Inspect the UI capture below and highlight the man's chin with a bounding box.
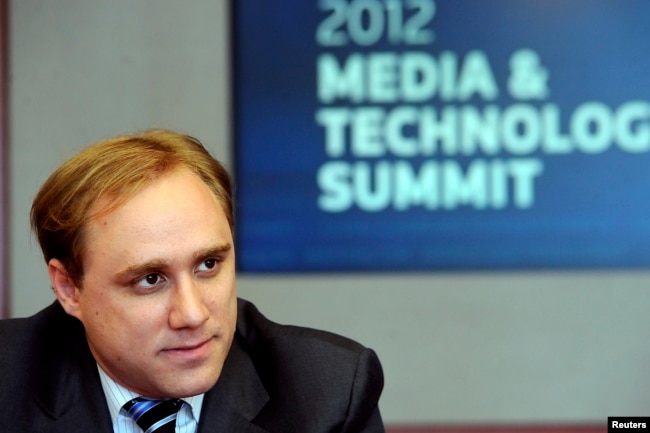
[162,369,222,398]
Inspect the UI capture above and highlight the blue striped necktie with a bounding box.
[123,397,184,433]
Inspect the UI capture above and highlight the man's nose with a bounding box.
[168,276,210,329]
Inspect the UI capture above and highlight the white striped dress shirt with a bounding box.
[97,365,204,433]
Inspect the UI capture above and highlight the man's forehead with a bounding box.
[88,169,225,221]
[80,171,232,264]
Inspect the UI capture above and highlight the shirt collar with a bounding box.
[96,364,205,424]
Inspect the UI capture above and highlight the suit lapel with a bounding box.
[32,304,113,433]
[197,336,270,433]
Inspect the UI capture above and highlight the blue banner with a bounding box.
[232,0,650,272]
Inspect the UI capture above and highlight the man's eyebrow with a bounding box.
[192,243,232,261]
[114,243,232,281]
[115,260,167,282]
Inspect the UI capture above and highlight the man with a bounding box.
[0,130,384,433]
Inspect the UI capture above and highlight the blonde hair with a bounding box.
[31,129,233,287]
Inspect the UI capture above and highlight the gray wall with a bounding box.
[9,0,650,425]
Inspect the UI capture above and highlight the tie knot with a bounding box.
[123,397,184,433]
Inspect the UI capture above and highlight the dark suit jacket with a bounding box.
[0,298,384,433]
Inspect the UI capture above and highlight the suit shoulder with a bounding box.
[236,298,368,355]
[234,298,384,431]
[0,302,81,369]
[0,303,81,415]
[0,303,62,356]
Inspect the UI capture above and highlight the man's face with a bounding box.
[53,170,237,398]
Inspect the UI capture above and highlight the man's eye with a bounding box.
[136,273,164,288]
[197,258,218,272]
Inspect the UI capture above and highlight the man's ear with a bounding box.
[48,258,83,321]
